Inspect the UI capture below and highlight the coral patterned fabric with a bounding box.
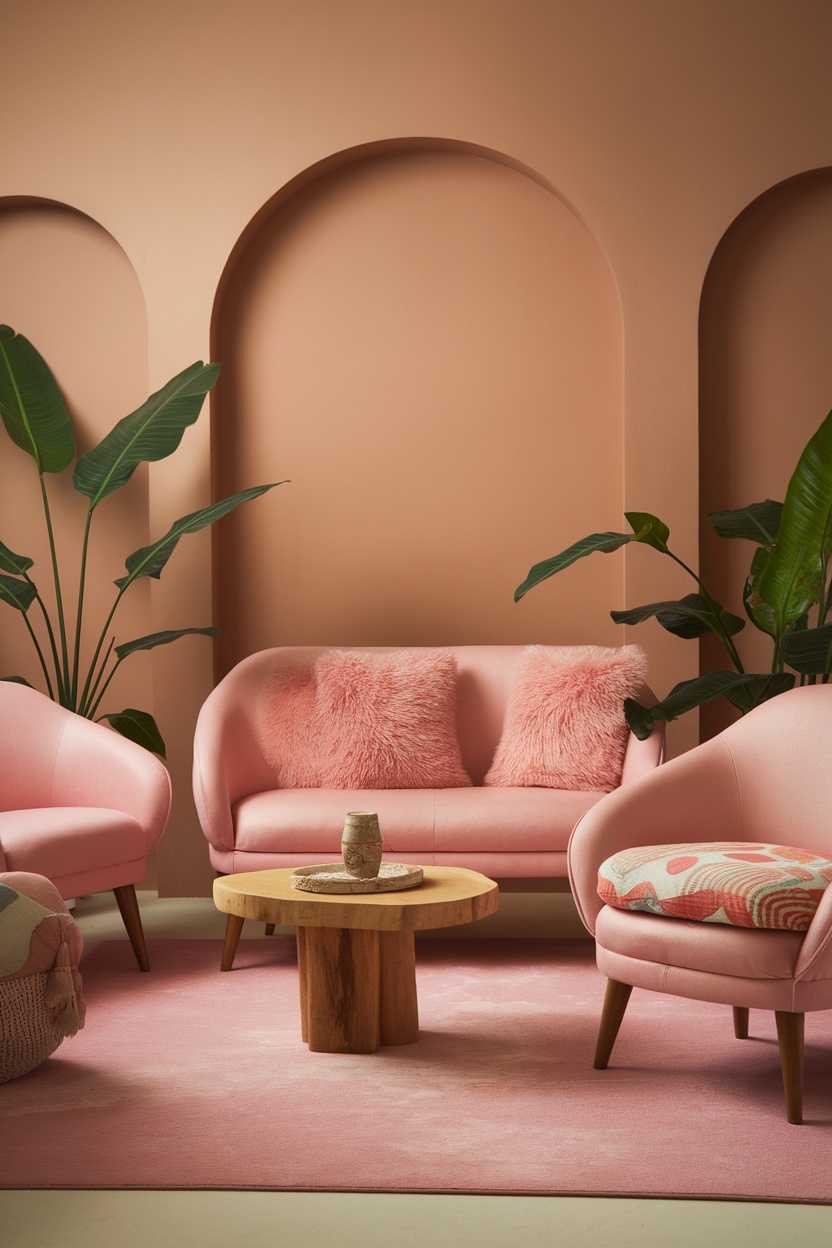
[598,842,832,931]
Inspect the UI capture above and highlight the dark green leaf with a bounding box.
[515,531,637,601]
[623,669,792,739]
[722,672,795,713]
[0,573,37,612]
[73,361,221,509]
[98,708,166,757]
[1,675,35,687]
[611,592,745,640]
[0,538,34,576]
[114,626,220,661]
[114,483,285,590]
[0,326,75,472]
[707,500,783,547]
[623,699,657,741]
[624,511,670,552]
[756,408,832,634]
[743,545,777,636]
[782,623,832,675]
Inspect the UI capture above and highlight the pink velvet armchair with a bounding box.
[0,682,172,971]
[568,684,832,1124]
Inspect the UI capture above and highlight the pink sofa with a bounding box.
[193,645,664,879]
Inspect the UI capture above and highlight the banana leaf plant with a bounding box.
[0,325,284,755]
[515,408,832,740]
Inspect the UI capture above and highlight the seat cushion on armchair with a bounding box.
[0,871,85,1082]
[484,644,648,791]
[598,841,832,931]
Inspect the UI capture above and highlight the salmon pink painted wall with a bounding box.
[1,0,831,895]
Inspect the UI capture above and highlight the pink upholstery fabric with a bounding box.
[598,842,832,930]
[568,684,832,1015]
[194,645,664,877]
[485,644,649,791]
[0,683,171,901]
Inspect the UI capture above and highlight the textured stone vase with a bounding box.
[341,811,383,879]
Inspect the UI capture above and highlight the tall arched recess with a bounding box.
[699,169,832,740]
[0,199,150,716]
[211,141,623,678]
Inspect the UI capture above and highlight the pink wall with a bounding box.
[1,1,831,895]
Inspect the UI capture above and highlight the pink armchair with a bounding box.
[0,682,172,971]
[568,684,832,1124]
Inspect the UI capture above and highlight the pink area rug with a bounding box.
[2,937,832,1199]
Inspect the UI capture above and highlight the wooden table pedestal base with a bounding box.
[297,925,419,1053]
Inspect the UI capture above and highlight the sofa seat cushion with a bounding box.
[0,808,147,880]
[233,786,604,855]
[598,841,832,931]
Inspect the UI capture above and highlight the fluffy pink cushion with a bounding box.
[598,842,832,931]
[257,650,472,790]
[315,650,472,789]
[484,644,648,791]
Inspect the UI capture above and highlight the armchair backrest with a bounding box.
[0,683,72,810]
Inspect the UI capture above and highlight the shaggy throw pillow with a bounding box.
[314,649,472,789]
[484,644,648,791]
[598,842,832,931]
[256,663,322,787]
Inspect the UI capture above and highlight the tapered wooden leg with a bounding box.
[301,926,381,1053]
[113,884,150,972]
[775,1010,804,1125]
[378,929,419,1045]
[220,914,245,972]
[265,924,276,936]
[297,926,309,1042]
[732,1006,749,1039]
[594,979,633,1069]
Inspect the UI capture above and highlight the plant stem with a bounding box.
[665,550,746,673]
[21,612,55,700]
[38,472,71,701]
[70,508,94,708]
[24,577,66,704]
[87,652,123,720]
[78,590,124,715]
[80,635,115,718]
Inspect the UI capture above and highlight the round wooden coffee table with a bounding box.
[213,866,499,1054]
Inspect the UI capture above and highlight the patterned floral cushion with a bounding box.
[597,842,832,931]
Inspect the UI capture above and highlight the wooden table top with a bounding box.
[213,865,499,932]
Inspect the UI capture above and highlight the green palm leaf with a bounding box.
[99,708,166,757]
[73,361,221,509]
[611,593,745,640]
[0,573,37,612]
[115,483,284,589]
[0,326,75,472]
[0,539,34,576]
[623,670,795,740]
[114,626,220,661]
[707,500,783,547]
[756,409,832,633]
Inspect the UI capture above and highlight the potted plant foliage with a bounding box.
[515,409,832,739]
[0,325,283,755]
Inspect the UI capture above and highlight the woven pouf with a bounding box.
[0,871,85,1083]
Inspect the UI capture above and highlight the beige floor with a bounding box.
[2,890,831,1248]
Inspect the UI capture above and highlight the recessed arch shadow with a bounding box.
[210,140,624,677]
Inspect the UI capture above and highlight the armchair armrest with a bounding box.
[568,734,742,933]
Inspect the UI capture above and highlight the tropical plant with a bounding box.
[515,408,832,740]
[0,324,283,755]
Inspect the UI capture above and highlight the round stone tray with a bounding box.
[290,863,424,894]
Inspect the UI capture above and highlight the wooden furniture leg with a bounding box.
[265,924,276,936]
[220,914,245,972]
[113,884,150,972]
[301,926,381,1053]
[732,1006,749,1039]
[775,1010,805,1125]
[594,978,633,1069]
[378,930,419,1045]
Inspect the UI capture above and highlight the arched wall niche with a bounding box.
[0,197,152,727]
[211,140,624,677]
[699,168,832,740]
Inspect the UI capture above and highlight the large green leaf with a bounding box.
[623,511,670,552]
[0,538,34,576]
[114,626,220,662]
[623,670,794,740]
[611,593,745,640]
[0,326,75,472]
[98,708,166,757]
[1,675,35,687]
[515,530,644,601]
[707,500,782,547]
[115,483,284,590]
[73,361,221,509]
[756,409,832,634]
[782,623,832,675]
[0,573,37,612]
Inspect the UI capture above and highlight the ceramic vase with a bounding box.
[341,810,383,879]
